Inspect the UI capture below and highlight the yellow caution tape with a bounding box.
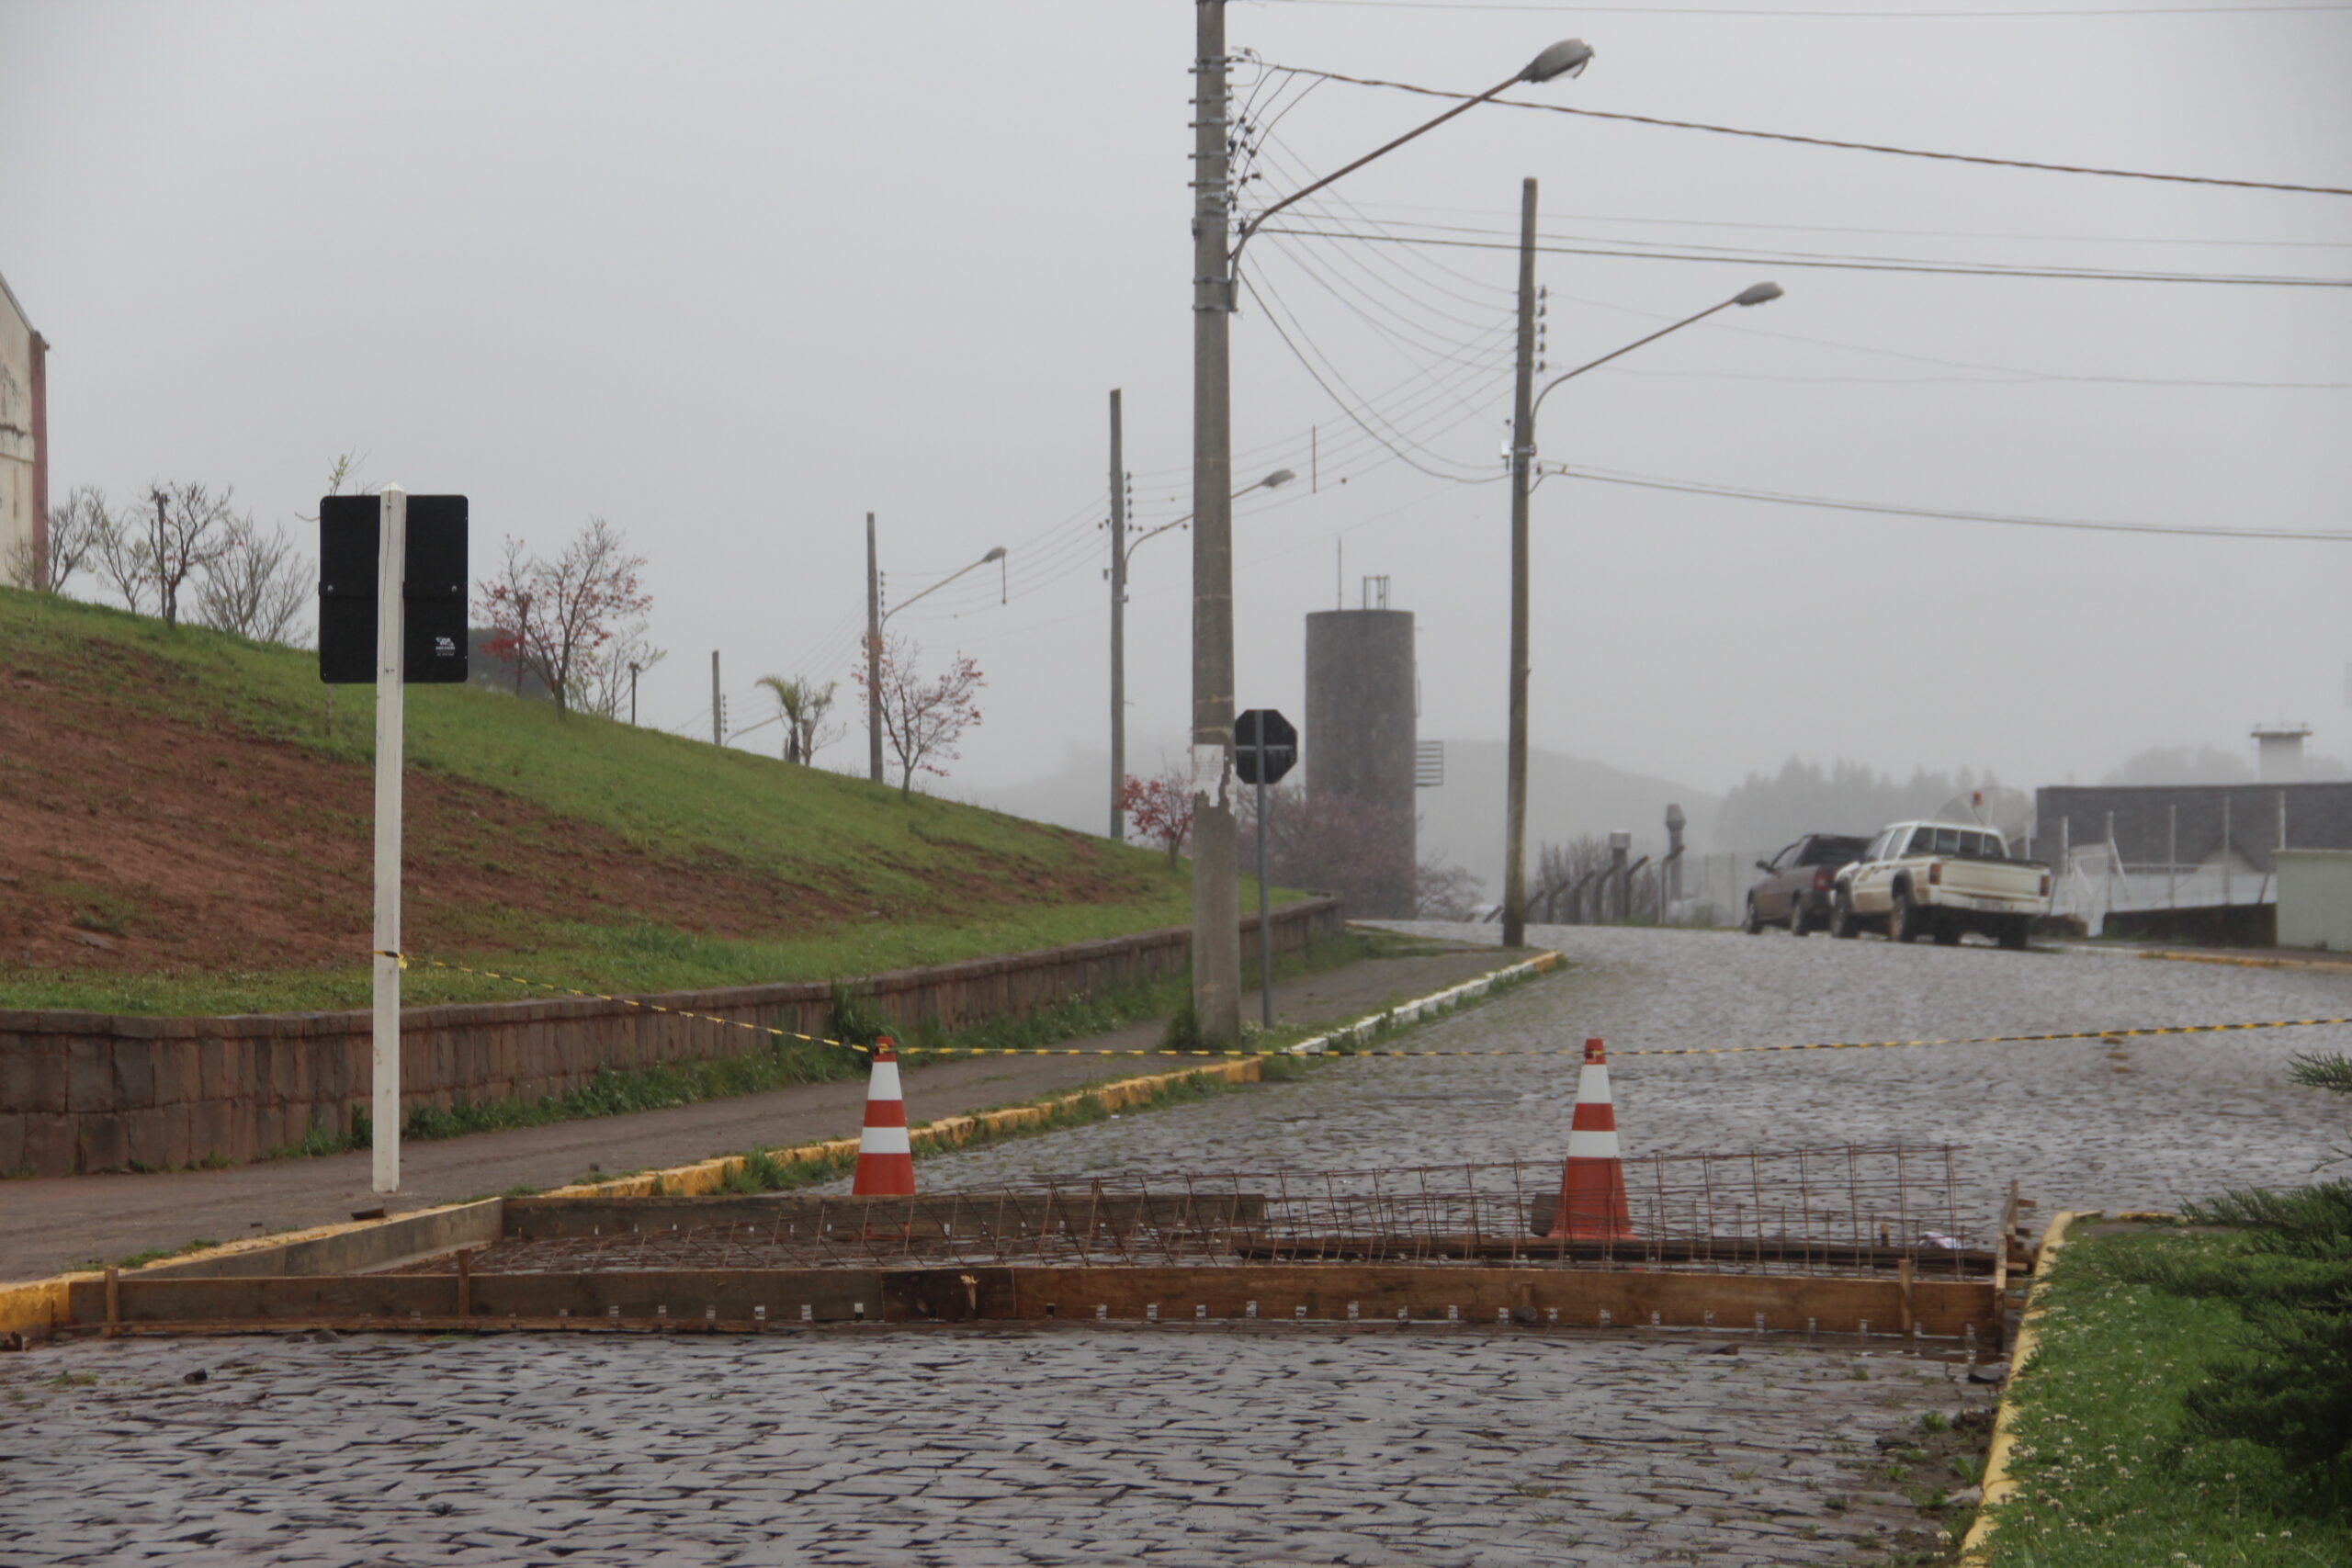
[399,953,2351,1062]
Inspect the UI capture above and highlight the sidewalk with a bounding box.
[1,945,1521,1280]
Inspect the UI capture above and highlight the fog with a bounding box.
[6,0,2347,856]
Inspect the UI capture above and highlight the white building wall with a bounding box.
[0,274,40,581]
[2277,849,2352,953]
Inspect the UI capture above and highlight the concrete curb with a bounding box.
[1959,1207,2087,1566]
[1288,950,1561,1056]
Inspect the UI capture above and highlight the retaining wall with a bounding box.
[0,897,1341,1177]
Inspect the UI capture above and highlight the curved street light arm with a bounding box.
[879,546,1009,626]
[1230,68,1527,277]
[1529,299,1739,426]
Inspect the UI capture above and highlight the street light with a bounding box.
[1109,468,1295,841]
[865,534,1008,784]
[1189,5,1593,1046]
[1498,281,1781,947]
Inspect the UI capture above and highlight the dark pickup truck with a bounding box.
[1743,833,1871,936]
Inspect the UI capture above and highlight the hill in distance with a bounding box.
[971,739,1718,899]
[0,589,1194,1016]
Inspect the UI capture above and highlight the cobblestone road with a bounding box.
[910,926,2352,1219]
[6,927,2342,1566]
[1,1329,1984,1567]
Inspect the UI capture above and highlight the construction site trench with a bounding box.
[5,922,2348,1566]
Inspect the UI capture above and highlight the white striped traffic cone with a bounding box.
[851,1038,916,1196]
[1547,1036,1634,1240]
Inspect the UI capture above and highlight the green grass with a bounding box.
[0,587,1306,1014]
[1987,1222,2352,1566]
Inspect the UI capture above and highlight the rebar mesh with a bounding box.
[392,1145,1991,1280]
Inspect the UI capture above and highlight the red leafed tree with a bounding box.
[1121,768,1195,866]
[854,634,985,794]
[475,518,653,716]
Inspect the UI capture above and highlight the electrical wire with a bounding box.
[1258,223,2352,286]
[1267,0,2352,15]
[1550,462,2352,540]
[1258,62,2352,197]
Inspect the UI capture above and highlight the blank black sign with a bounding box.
[317,495,470,685]
[1235,708,1297,785]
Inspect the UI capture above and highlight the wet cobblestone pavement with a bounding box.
[6,925,2341,1565]
[1,1329,1984,1567]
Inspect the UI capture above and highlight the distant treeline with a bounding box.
[1715,758,2000,851]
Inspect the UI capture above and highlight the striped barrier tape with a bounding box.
[390,952,2351,1061]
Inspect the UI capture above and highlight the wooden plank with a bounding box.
[1237,1235,1996,1276]
[138,1200,503,1280]
[1010,1266,1997,1338]
[63,1262,1997,1340]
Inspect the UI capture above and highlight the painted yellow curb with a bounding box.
[1959,1208,2087,1566]
[546,1056,1264,1200]
[2138,949,2352,974]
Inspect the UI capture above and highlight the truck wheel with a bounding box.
[1743,897,1764,935]
[1788,897,1810,937]
[1932,923,1962,946]
[1830,893,1859,939]
[1888,888,1922,943]
[1998,919,2030,952]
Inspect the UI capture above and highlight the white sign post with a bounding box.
[371,485,407,1193]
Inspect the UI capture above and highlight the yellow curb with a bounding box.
[1960,1208,2090,1566]
[543,1057,1264,1199]
[2137,949,2352,974]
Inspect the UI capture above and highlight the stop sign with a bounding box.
[1235,708,1297,785]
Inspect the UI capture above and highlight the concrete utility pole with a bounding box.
[1191,0,1244,1046]
[1108,388,1127,841]
[1502,176,1538,950]
[710,650,721,746]
[866,511,884,784]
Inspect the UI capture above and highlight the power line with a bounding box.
[1269,0,2352,14]
[1258,62,2352,197]
[1258,222,2352,286]
[1551,462,2352,540]
[1272,0,2349,13]
[1338,197,2352,251]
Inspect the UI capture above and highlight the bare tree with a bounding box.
[754,673,839,763]
[6,485,108,593]
[571,629,667,722]
[1237,783,1472,918]
[194,516,312,645]
[853,634,984,794]
[91,500,155,615]
[143,481,239,627]
[473,518,653,716]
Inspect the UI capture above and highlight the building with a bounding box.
[0,270,49,585]
[1304,593,1417,918]
[2032,779,2352,938]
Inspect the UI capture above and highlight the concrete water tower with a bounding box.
[2253,722,2312,783]
[1305,579,1417,917]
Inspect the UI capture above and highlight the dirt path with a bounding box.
[0,946,1516,1279]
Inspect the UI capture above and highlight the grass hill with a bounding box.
[0,588,1204,1016]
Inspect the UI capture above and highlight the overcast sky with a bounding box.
[6,0,2347,812]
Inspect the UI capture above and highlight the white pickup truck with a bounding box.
[1829,820,2051,949]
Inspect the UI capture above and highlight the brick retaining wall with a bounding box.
[0,898,1341,1177]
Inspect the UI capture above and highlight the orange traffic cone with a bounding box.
[1548,1037,1634,1240]
[851,1038,916,1196]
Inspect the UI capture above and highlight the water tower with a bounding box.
[2253,722,2312,784]
[1305,579,1417,917]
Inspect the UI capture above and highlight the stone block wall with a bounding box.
[0,898,1341,1176]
